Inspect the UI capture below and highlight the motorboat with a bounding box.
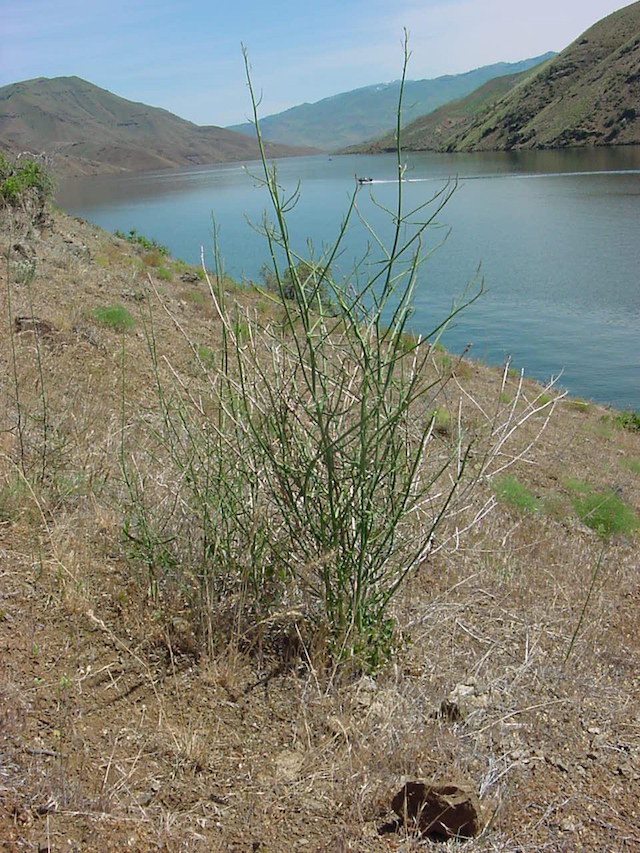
[357,177,373,185]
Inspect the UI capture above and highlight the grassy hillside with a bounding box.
[227,54,555,150]
[384,1,640,153]
[1,164,639,851]
[0,76,312,177]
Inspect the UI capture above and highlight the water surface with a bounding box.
[57,148,640,409]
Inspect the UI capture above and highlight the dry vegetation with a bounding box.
[1,177,639,853]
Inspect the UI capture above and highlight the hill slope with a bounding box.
[0,76,312,177]
[227,54,555,150]
[377,1,640,153]
[1,200,639,852]
[349,69,536,153]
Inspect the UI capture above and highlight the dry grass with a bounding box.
[0,208,638,852]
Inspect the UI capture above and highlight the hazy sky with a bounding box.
[1,0,632,126]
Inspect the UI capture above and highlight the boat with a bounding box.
[357,177,373,185]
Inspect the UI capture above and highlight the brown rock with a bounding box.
[392,780,482,839]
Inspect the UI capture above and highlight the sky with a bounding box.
[1,0,633,126]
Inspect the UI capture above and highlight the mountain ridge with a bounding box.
[0,76,313,177]
[227,54,556,149]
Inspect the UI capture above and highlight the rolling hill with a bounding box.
[227,54,555,150]
[0,76,312,177]
[361,1,640,153]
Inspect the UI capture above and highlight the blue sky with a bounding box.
[1,0,631,126]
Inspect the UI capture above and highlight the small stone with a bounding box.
[436,683,488,721]
[392,780,482,839]
[136,791,154,806]
[275,749,304,781]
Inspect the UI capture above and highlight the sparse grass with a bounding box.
[0,474,32,523]
[196,343,215,367]
[91,305,135,331]
[434,352,452,373]
[572,488,638,539]
[430,407,451,435]
[184,289,206,305]
[564,477,591,494]
[592,417,613,439]
[397,330,421,354]
[542,492,569,519]
[567,397,591,413]
[493,474,540,513]
[155,266,172,281]
[620,457,640,474]
[141,250,165,268]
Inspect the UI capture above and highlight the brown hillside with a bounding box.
[355,2,640,154]
[447,0,640,151]
[0,76,312,177]
[1,189,639,850]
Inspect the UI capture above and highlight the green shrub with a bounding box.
[92,305,135,331]
[613,409,640,433]
[121,42,528,668]
[572,489,638,539]
[494,475,540,513]
[115,228,169,255]
[0,153,54,226]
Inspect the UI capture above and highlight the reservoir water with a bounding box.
[56,148,640,409]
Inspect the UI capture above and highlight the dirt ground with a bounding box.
[1,209,639,852]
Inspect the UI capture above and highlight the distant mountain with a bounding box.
[365,1,640,153]
[349,70,539,154]
[0,76,313,177]
[227,54,556,150]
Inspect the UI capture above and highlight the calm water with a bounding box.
[56,148,640,409]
